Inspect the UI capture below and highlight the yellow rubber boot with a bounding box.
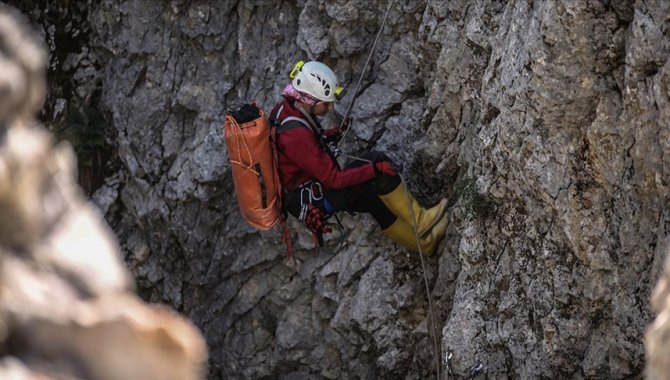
[382,212,449,257]
[422,211,449,256]
[379,184,447,236]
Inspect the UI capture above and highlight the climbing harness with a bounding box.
[297,181,324,224]
[296,180,343,247]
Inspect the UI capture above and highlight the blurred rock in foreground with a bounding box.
[0,5,207,380]
[647,239,670,380]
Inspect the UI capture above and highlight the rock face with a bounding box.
[25,0,670,378]
[0,5,207,380]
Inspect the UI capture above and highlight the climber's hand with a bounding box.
[323,128,341,140]
[340,116,352,133]
[374,161,398,177]
[324,117,351,143]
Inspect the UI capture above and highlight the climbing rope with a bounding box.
[328,0,443,376]
[337,0,398,147]
[401,174,442,380]
[338,152,442,380]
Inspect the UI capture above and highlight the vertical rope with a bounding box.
[339,152,442,379]
[399,174,442,380]
[337,0,398,146]
[312,0,443,373]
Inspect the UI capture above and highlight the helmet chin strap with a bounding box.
[294,102,320,133]
[296,101,315,117]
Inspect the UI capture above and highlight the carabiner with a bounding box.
[310,182,324,201]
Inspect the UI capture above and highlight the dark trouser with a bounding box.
[284,151,400,230]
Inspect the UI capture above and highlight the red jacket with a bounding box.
[271,99,375,190]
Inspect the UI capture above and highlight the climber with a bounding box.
[270,61,449,256]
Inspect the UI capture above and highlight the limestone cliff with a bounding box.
[14,0,670,379]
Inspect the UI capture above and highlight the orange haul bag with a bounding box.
[223,103,280,230]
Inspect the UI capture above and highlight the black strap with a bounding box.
[274,117,311,193]
[276,119,309,135]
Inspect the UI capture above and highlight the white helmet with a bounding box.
[291,61,340,102]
